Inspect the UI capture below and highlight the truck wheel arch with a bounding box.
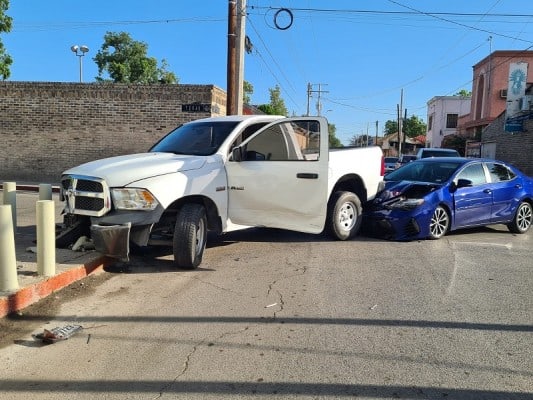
[165,195,222,234]
[329,174,368,204]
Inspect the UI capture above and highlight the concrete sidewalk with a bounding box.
[0,184,108,318]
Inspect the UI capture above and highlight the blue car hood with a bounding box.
[375,180,441,203]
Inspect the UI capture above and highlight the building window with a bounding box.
[428,115,433,131]
[446,113,458,129]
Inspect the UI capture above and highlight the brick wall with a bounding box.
[482,112,533,176]
[0,82,226,183]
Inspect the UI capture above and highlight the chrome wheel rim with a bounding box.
[430,207,448,238]
[517,203,532,232]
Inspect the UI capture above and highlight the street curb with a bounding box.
[0,256,109,318]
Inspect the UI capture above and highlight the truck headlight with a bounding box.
[111,188,159,211]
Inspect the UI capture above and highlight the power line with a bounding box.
[249,6,533,19]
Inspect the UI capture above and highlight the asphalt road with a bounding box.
[0,204,531,399]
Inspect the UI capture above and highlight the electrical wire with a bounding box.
[246,16,301,109]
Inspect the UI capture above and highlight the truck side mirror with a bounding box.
[232,146,243,162]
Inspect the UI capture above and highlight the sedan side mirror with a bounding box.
[457,178,473,188]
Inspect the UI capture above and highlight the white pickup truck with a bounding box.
[58,115,384,268]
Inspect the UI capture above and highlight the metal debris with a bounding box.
[33,324,83,343]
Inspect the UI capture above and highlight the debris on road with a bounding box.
[33,324,83,343]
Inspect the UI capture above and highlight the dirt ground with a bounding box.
[0,272,114,349]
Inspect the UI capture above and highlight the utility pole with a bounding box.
[235,0,246,115]
[226,0,237,115]
[375,120,378,146]
[306,83,329,116]
[227,0,247,115]
[397,89,404,155]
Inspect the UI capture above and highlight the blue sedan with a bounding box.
[364,157,533,240]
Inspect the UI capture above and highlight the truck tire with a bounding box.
[327,191,362,240]
[173,203,207,269]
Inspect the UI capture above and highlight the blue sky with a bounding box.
[3,1,533,144]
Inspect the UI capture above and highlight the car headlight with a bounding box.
[111,188,159,211]
[388,197,424,210]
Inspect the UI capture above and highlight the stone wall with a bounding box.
[482,112,533,176]
[0,82,226,183]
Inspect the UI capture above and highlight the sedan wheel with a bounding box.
[429,206,449,240]
[507,201,532,234]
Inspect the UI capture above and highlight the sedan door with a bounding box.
[452,162,493,228]
[485,162,521,223]
[225,117,329,234]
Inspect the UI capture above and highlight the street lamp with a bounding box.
[70,45,89,82]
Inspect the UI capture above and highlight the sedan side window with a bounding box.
[487,162,515,182]
[456,163,487,186]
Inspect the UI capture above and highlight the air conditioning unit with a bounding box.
[519,95,533,111]
[500,89,507,99]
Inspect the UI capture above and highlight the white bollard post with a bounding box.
[39,184,53,201]
[37,200,56,277]
[0,205,19,291]
[2,182,17,232]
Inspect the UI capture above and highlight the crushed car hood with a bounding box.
[374,180,441,203]
[62,152,207,187]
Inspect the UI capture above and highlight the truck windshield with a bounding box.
[150,121,239,156]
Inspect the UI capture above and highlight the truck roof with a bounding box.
[186,115,285,124]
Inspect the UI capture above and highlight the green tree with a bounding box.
[384,115,426,138]
[403,115,427,138]
[94,31,177,84]
[0,0,13,80]
[455,89,472,97]
[384,120,398,135]
[243,80,253,104]
[258,85,288,116]
[328,123,343,147]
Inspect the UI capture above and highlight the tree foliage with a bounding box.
[243,80,253,104]
[403,115,427,138]
[455,89,472,97]
[257,85,288,116]
[384,115,427,138]
[94,31,177,84]
[328,123,343,148]
[0,0,13,80]
[441,134,466,156]
[348,134,372,147]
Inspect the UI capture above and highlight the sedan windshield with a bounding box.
[150,121,239,156]
[385,160,464,184]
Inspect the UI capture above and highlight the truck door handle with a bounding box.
[483,189,492,194]
[297,173,318,179]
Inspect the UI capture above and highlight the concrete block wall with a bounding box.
[0,82,226,183]
[482,112,533,176]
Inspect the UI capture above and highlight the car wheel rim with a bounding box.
[195,219,206,255]
[517,204,532,231]
[339,201,356,231]
[430,207,448,237]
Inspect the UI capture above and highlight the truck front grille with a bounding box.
[61,175,111,217]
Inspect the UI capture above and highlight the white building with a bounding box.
[426,96,471,148]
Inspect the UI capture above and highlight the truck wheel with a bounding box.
[327,191,362,240]
[173,204,207,269]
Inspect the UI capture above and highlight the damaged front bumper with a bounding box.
[90,222,132,261]
[60,205,164,261]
